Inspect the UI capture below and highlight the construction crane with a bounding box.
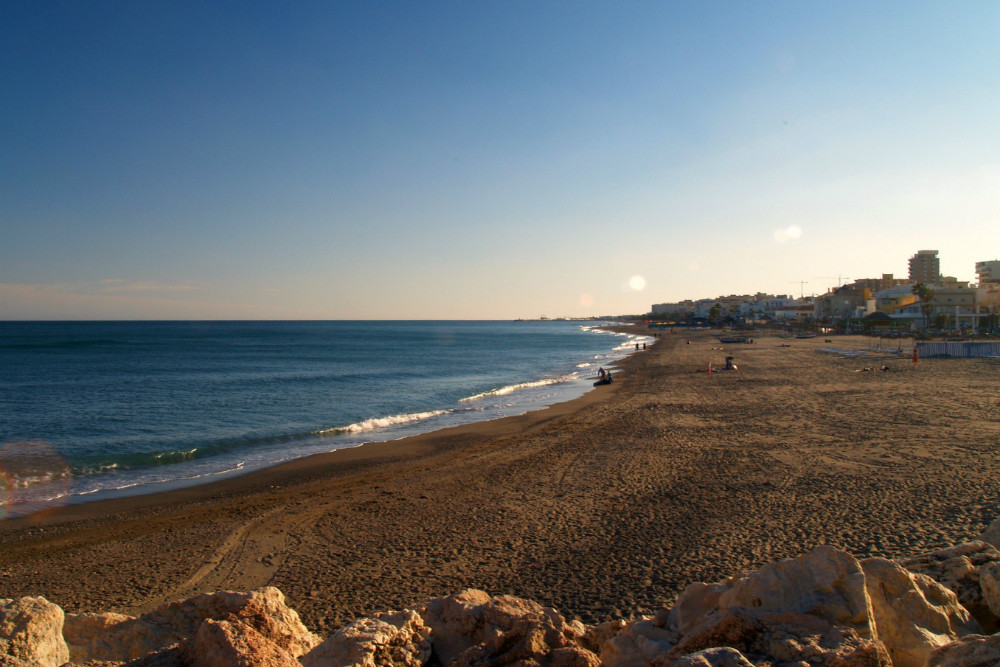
[815,276,851,291]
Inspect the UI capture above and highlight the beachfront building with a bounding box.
[650,300,696,318]
[909,250,941,285]
[976,260,1000,285]
[874,285,916,315]
[742,295,799,321]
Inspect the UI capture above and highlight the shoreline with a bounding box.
[0,325,651,529]
[0,347,634,529]
[2,330,999,635]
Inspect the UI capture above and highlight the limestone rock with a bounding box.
[64,611,134,663]
[300,608,431,667]
[977,561,1000,623]
[664,582,728,637]
[660,607,891,667]
[978,518,1000,550]
[666,647,755,667]
[930,634,1000,667]
[717,546,874,638]
[900,541,1000,632]
[861,557,981,667]
[580,619,627,654]
[600,618,679,667]
[67,587,320,663]
[177,617,301,667]
[0,596,70,667]
[414,589,597,667]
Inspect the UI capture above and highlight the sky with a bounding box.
[2,2,999,320]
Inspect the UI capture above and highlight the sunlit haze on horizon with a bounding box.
[2,2,998,320]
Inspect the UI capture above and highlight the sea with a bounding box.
[0,320,650,518]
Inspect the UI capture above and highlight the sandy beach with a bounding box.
[2,330,999,636]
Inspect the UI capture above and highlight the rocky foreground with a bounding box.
[8,524,1000,667]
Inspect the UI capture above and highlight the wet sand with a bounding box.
[2,331,999,634]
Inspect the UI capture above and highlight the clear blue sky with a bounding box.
[3,2,998,319]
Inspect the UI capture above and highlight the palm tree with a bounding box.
[912,283,935,331]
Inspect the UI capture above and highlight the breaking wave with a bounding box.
[459,376,576,402]
[315,410,451,436]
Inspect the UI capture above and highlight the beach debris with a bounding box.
[0,596,69,667]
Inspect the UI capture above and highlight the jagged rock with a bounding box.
[177,617,301,667]
[929,634,1000,667]
[978,518,1000,550]
[0,596,70,667]
[580,619,627,654]
[977,561,1000,622]
[717,546,874,638]
[0,654,31,667]
[664,583,728,636]
[600,618,679,667]
[64,611,134,663]
[658,607,891,667]
[65,587,320,663]
[666,647,755,667]
[861,557,981,667]
[414,589,598,667]
[605,548,878,667]
[899,541,1000,632]
[300,608,431,667]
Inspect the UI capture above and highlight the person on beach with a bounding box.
[598,367,606,382]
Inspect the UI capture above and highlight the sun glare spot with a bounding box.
[579,293,595,307]
[774,225,803,243]
[629,275,646,291]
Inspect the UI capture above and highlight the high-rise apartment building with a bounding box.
[976,260,1000,285]
[908,250,940,285]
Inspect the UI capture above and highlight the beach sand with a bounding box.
[2,331,999,635]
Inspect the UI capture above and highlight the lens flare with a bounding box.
[629,275,646,291]
[0,441,72,519]
[579,293,595,307]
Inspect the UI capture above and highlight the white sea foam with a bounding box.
[315,410,450,436]
[459,375,576,402]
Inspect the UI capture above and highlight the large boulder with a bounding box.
[667,647,755,667]
[600,617,679,667]
[0,596,69,667]
[716,546,874,638]
[414,589,598,667]
[603,547,877,667]
[65,587,320,663]
[301,609,431,667]
[899,541,1000,632]
[659,607,890,667]
[861,557,981,667]
[177,617,302,667]
[929,634,1000,667]
[63,610,134,663]
[653,546,874,643]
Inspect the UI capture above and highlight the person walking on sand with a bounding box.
[598,367,606,382]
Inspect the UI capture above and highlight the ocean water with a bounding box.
[0,320,649,518]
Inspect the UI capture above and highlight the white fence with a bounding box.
[916,342,1000,358]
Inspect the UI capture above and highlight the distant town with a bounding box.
[647,251,1000,334]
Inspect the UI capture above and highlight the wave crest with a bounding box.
[315,410,450,436]
[459,376,574,402]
